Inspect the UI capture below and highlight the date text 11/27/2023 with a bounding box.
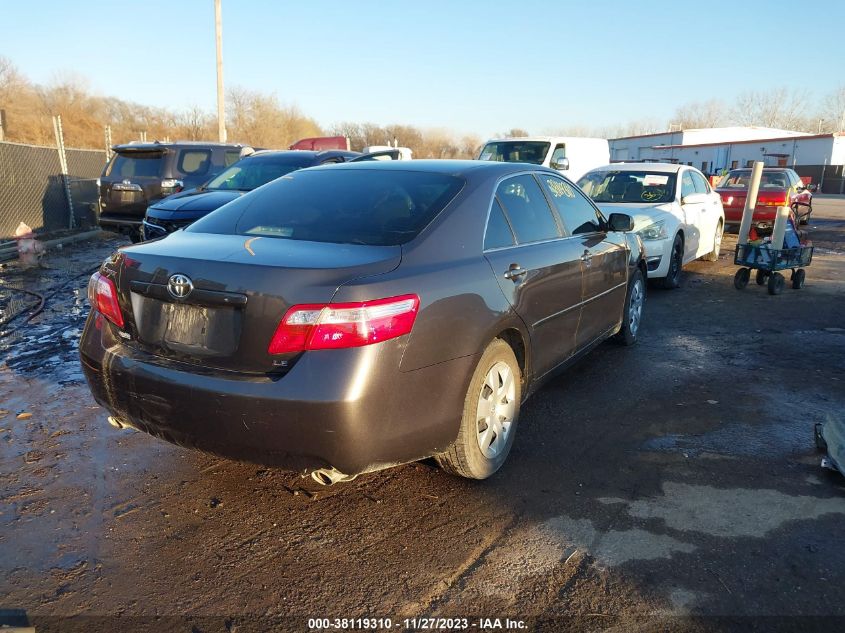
[306,617,528,630]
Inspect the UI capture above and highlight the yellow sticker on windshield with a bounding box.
[546,178,575,198]
[641,189,664,201]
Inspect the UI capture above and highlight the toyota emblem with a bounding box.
[167,273,193,299]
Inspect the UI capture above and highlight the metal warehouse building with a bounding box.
[609,127,845,193]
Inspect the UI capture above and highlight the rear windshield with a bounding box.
[187,169,464,246]
[578,170,677,204]
[106,151,165,179]
[717,170,790,190]
[203,155,314,191]
[478,141,550,165]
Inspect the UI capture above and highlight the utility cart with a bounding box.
[733,244,814,295]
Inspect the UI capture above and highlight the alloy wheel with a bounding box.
[629,278,644,336]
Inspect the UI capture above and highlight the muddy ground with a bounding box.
[1,198,844,633]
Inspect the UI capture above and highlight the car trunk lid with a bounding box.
[111,232,402,373]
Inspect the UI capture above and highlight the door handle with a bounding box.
[503,265,527,281]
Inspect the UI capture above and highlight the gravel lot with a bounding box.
[1,198,844,633]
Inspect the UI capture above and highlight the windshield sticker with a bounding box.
[641,189,664,202]
[643,175,669,186]
[546,178,575,198]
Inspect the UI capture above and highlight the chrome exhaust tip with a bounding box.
[107,416,132,430]
[310,467,355,486]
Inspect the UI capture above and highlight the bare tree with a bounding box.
[819,85,845,132]
[731,88,811,131]
[673,99,728,129]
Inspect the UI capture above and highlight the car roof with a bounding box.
[483,136,606,143]
[590,162,683,174]
[112,141,247,151]
[314,159,560,178]
[245,149,359,161]
[728,167,791,171]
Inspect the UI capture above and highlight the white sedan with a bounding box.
[577,163,725,288]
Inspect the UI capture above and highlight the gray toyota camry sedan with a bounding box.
[80,160,646,483]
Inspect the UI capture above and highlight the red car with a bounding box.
[716,168,815,229]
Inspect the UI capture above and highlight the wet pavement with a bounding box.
[1,201,844,632]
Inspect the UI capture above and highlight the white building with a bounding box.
[609,127,845,193]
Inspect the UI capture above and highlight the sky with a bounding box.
[3,0,845,138]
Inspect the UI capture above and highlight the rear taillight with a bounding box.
[87,271,124,328]
[161,179,184,196]
[756,192,789,207]
[268,294,420,354]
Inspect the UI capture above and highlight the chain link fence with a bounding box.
[0,140,107,239]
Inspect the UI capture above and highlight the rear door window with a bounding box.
[224,150,241,167]
[177,150,212,176]
[539,174,603,235]
[484,200,516,250]
[495,174,561,243]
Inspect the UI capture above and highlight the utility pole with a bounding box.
[215,0,226,143]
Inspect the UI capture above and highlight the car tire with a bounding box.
[702,221,723,262]
[734,267,750,289]
[768,272,785,295]
[436,339,521,480]
[756,270,767,285]
[614,268,645,346]
[659,234,684,289]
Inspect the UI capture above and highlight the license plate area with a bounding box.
[133,296,241,357]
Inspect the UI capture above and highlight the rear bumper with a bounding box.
[724,207,781,227]
[79,313,474,475]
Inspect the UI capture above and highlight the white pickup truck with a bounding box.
[478,136,609,183]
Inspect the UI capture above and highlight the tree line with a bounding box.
[1,56,843,157]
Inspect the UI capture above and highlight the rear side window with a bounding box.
[178,150,212,176]
[540,175,603,235]
[484,200,515,250]
[495,174,560,243]
[106,152,164,178]
[188,169,464,246]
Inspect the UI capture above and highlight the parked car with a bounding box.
[477,136,610,182]
[143,148,408,240]
[578,163,725,289]
[98,141,251,242]
[80,161,645,483]
[715,167,815,229]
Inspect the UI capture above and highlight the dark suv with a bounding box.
[98,141,250,242]
[142,149,401,240]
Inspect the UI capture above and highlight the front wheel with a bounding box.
[768,272,785,295]
[734,267,750,289]
[436,339,521,480]
[660,234,684,289]
[702,221,723,262]
[614,268,645,346]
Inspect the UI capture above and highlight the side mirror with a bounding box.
[807,183,818,193]
[607,213,634,232]
[551,157,570,171]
